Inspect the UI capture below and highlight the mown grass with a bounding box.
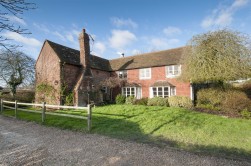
[1,104,251,160]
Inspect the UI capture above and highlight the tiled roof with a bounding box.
[151,80,174,87]
[46,40,111,71]
[109,47,184,71]
[47,40,80,66]
[46,40,184,72]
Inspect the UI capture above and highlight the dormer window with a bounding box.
[166,65,181,77]
[117,70,127,79]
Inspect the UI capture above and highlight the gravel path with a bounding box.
[0,116,250,166]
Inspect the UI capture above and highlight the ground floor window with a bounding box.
[151,86,176,98]
[122,87,141,99]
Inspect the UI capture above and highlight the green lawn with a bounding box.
[1,105,251,160]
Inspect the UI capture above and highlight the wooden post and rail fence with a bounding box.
[0,99,92,131]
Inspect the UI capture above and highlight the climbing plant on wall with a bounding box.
[36,83,56,103]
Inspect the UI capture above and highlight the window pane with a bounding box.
[153,88,157,96]
[164,87,169,97]
[168,66,173,74]
[131,88,135,95]
[124,71,127,78]
[158,87,163,96]
[171,87,176,96]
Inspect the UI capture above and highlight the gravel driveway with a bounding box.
[0,116,250,166]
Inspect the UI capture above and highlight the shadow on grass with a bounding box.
[1,109,251,162]
[93,111,146,119]
[91,113,251,162]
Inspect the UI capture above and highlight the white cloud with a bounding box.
[131,49,141,55]
[3,32,42,47]
[66,33,74,42]
[111,17,138,29]
[33,23,50,33]
[201,0,249,28]
[53,31,67,41]
[93,41,106,56]
[150,38,179,50]
[6,15,26,26]
[109,30,137,50]
[163,26,182,36]
[3,32,42,59]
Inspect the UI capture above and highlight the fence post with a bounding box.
[15,100,18,118]
[0,99,3,113]
[42,102,46,123]
[87,104,92,132]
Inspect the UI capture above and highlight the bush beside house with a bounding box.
[168,96,193,109]
[197,88,251,118]
[115,94,126,104]
[0,90,35,103]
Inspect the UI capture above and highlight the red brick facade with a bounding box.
[35,42,62,105]
[125,66,191,98]
[35,29,192,106]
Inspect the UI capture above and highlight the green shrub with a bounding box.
[197,88,251,117]
[147,97,169,106]
[241,80,251,99]
[65,92,74,106]
[221,90,251,116]
[168,96,193,108]
[197,88,225,108]
[240,108,251,119]
[125,96,135,105]
[134,98,148,105]
[0,90,35,103]
[115,94,126,104]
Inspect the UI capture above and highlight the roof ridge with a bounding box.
[46,40,79,52]
[109,46,186,61]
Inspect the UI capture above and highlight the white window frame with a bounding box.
[139,68,151,79]
[122,87,142,99]
[166,65,181,78]
[117,70,127,79]
[150,86,176,98]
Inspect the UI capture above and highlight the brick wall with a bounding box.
[62,64,81,92]
[125,66,191,98]
[35,42,61,105]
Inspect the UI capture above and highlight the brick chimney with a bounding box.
[79,29,92,77]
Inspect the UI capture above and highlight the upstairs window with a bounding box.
[139,68,151,79]
[117,70,127,79]
[166,65,181,77]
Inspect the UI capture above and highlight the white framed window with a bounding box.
[139,68,151,79]
[166,65,181,77]
[122,87,142,99]
[150,86,176,98]
[117,70,127,79]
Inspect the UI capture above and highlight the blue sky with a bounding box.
[3,0,251,60]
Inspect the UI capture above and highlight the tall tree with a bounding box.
[180,29,251,84]
[0,50,35,97]
[0,0,36,50]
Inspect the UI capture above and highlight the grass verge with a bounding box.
[1,104,251,160]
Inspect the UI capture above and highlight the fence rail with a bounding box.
[0,99,92,131]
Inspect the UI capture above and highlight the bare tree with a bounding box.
[0,50,35,97]
[0,0,36,50]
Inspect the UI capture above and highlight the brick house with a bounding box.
[35,29,193,106]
